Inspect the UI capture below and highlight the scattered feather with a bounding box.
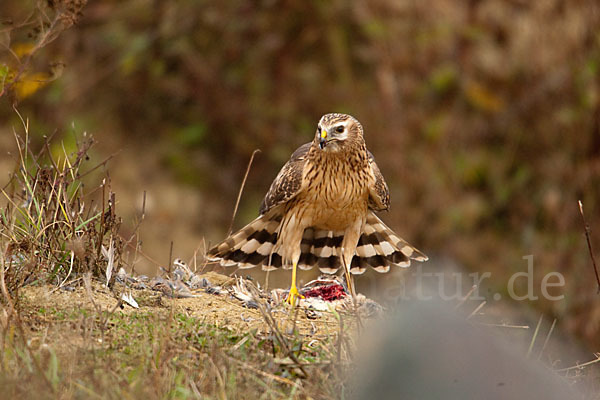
[121,291,139,309]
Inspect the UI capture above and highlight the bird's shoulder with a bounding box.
[259,142,312,215]
[288,142,312,162]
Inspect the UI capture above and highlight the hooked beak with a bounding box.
[319,128,327,149]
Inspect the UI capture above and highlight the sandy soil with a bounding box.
[18,272,358,339]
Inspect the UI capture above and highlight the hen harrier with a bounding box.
[207,113,427,304]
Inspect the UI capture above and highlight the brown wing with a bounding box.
[259,142,311,215]
[367,151,390,211]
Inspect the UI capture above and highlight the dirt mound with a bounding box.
[19,271,378,337]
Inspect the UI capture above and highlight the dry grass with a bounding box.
[0,282,349,399]
[1,116,121,292]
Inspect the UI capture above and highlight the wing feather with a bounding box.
[367,151,390,211]
[259,142,311,215]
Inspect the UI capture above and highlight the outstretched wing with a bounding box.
[259,142,311,215]
[367,151,390,212]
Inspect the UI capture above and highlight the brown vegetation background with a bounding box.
[1,1,600,347]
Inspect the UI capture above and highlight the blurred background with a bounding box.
[1,0,599,348]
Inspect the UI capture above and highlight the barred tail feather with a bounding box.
[315,230,343,274]
[206,210,284,270]
[293,212,426,275]
[207,210,427,274]
[298,228,316,270]
[349,211,428,275]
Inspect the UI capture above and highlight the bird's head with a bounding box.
[315,113,364,152]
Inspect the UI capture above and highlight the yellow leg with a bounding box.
[344,267,356,298]
[341,252,357,298]
[285,261,305,306]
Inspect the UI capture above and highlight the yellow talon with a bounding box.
[285,284,304,306]
[285,260,304,306]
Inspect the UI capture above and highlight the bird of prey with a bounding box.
[207,113,427,304]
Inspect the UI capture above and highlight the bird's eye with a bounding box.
[336,126,344,133]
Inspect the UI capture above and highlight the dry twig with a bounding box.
[227,149,260,237]
[526,314,543,359]
[578,200,600,293]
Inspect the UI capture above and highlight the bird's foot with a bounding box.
[285,284,305,306]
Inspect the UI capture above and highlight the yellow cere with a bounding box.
[320,129,327,139]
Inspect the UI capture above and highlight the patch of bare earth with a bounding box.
[19,272,360,342]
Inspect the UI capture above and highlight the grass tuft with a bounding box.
[1,124,123,294]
